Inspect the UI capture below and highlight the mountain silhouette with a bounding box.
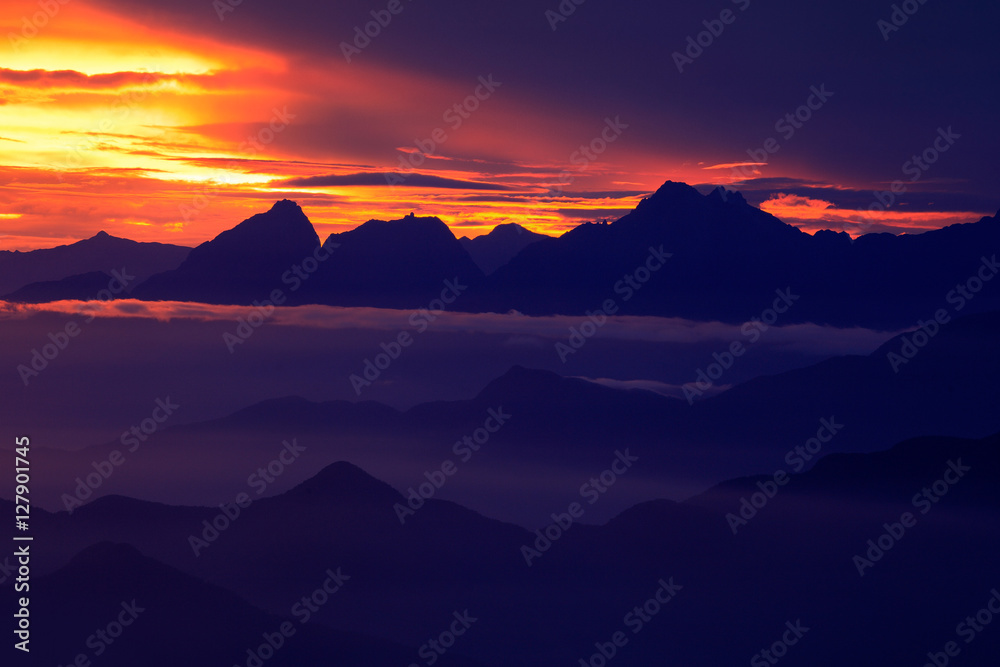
[132,200,321,303]
[2,270,119,302]
[295,214,485,308]
[458,222,551,275]
[20,185,999,329]
[21,310,1000,527]
[280,460,403,504]
[0,230,189,296]
[472,181,1000,328]
[8,431,1000,666]
[2,541,482,666]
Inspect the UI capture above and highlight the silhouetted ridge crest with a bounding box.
[282,461,401,503]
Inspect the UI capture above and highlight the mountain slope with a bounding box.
[132,200,322,303]
[18,310,1000,527]
[0,231,189,296]
[113,184,1000,328]
[2,270,119,302]
[8,431,1000,665]
[1,541,480,666]
[473,182,1000,328]
[296,214,485,308]
[459,223,551,275]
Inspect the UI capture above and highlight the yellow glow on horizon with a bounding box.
[1,2,284,76]
[4,42,221,77]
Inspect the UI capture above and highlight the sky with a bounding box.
[1,0,997,250]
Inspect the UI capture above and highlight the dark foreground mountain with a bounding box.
[7,431,1000,666]
[0,230,189,296]
[1,541,483,667]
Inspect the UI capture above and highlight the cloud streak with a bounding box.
[282,172,513,190]
[0,299,899,356]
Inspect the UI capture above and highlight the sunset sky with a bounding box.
[1,0,997,250]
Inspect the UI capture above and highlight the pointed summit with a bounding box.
[474,365,575,403]
[216,199,318,249]
[132,201,322,303]
[282,461,402,504]
[459,222,551,274]
[650,179,704,199]
[270,198,301,212]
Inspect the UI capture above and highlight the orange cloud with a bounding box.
[759,193,980,236]
[0,1,980,252]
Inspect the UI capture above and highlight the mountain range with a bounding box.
[0,230,189,296]
[5,182,998,329]
[19,308,1000,526]
[6,429,999,666]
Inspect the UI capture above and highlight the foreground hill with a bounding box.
[6,430,1000,665]
[1,541,483,666]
